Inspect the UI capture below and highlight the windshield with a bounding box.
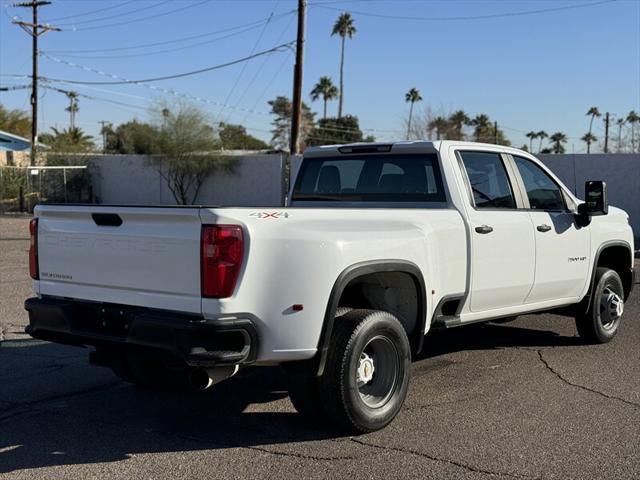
[292,154,446,203]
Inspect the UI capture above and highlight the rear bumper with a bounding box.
[25,296,258,367]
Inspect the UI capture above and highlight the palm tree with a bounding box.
[448,110,469,140]
[310,76,339,120]
[40,126,94,152]
[585,107,601,153]
[627,110,640,152]
[615,117,625,152]
[428,116,448,140]
[65,91,79,129]
[549,132,568,154]
[536,130,548,153]
[331,12,356,118]
[161,107,170,129]
[525,131,537,152]
[405,87,422,139]
[470,114,491,142]
[581,132,597,153]
[0,104,30,137]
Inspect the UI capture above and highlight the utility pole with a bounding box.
[289,0,306,155]
[98,120,110,153]
[494,121,498,144]
[12,1,59,166]
[603,112,610,154]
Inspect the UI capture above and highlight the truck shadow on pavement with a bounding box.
[0,322,580,473]
[418,319,583,360]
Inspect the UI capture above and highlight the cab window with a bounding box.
[459,152,516,209]
[513,156,566,211]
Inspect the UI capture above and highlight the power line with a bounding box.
[42,0,134,23]
[43,21,288,60]
[55,0,212,32]
[42,84,150,112]
[220,2,280,122]
[313,0,618,21]
[43,80,159,104]
[44,11,295,54]
[0,84,31,91]
[42,59,277,119]
[49,0,172,26]
[40,51,396,137]
[0,73,31,78]
[226,7,296,123]
[42,43,294,85]
[240,49,293,125]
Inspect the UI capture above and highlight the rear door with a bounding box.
[509,155,590,303]
[457,150,536,312]
[36,205,203,313]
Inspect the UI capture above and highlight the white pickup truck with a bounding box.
[25,141,635,432]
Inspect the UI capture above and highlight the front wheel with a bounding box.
[319,309,411,433]
[575,267,625,344]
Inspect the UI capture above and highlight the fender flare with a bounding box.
[315,260,427,376]
[581,240,634,312]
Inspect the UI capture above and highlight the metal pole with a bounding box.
[30,2,38,167]
[604,112,610,154]
[63,167,68,203]
[12,1,58,166]
[289,0,306,155]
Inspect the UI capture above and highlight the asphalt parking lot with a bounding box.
[1,216,639,479]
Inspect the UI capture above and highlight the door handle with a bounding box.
[475,225,493,234]
[537,224,552,232]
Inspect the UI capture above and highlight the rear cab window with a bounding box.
[292,154,446,204]
[458,151,516,209]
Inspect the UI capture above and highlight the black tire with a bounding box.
[575,268,625,344]
[286,307,352,422]
[318,309,411,433]
[285,361,326,422]
[124,352,190,390]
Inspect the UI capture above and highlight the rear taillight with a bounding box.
[201,225,244,298]
[29,218,39,280]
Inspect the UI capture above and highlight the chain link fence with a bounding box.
[0,165,93,213]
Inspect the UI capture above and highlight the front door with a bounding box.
[510,155,590,303]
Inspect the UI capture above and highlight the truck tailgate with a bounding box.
[35,205,203,314]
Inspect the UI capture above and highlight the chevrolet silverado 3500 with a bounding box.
[25,141,635,432]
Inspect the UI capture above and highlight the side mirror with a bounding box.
[584,180,608,216]
[576,181,608,227]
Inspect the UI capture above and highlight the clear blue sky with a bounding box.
[1,0,639,152]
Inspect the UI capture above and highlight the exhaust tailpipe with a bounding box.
[189,365,239,391]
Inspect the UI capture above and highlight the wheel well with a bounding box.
[597,245,633,300]
[337,271,422,351]
[314,261,426,376]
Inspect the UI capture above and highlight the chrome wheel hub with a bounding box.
[357,352,375,385]
[356,335,401,409]
[600,287,623,329]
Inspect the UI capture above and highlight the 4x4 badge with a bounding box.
[249,212,290,219]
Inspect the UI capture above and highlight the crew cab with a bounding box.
[25,141,635,432]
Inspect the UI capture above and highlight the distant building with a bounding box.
[0,130,47,166]
[0,130,32,152]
